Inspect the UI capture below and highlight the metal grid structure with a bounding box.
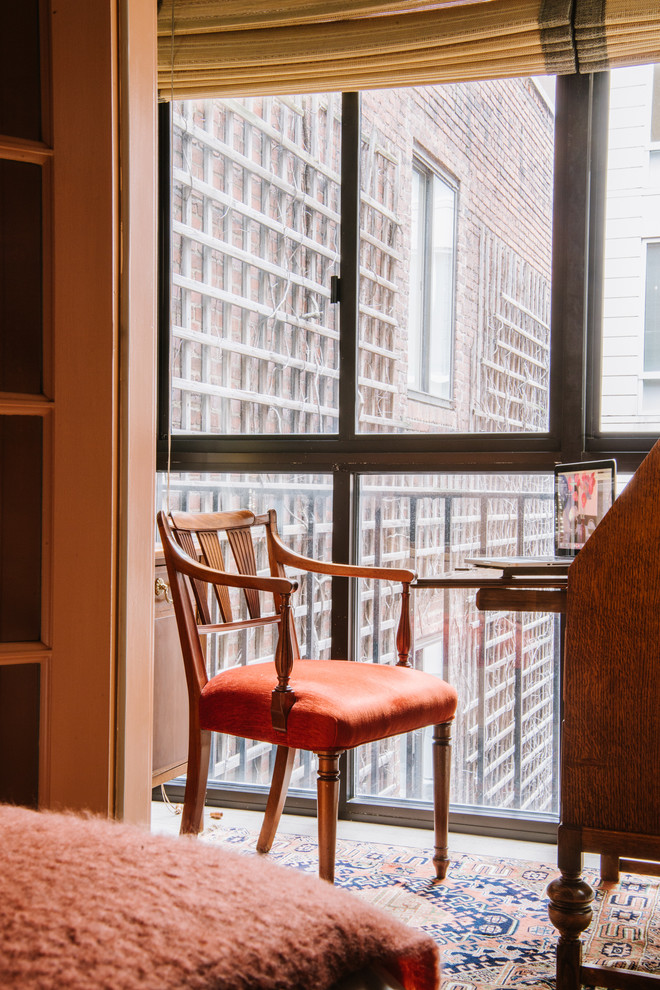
[358,127,404,430]
[158,473,559,815]
[170,92,552,440]
[473,226,551,432]
[358,475,559,814]
[160,474,333,792]
[170,96,342,436]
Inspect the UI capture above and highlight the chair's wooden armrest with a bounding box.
[165,535,297,595]
[270,532,415,584]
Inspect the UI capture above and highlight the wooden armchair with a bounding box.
[157,508,458,884]
[547,439,660,989]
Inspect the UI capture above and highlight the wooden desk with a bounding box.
[414,568,567,614]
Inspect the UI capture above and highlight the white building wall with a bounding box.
[601,65,660,431]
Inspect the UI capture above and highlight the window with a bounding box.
[643,241,660,412]
[599,63,660,432]
[160,71,655,840]
[167,96,342,437]
[651,64,660,145]
[355,81,553,435]
[408,159,456,401]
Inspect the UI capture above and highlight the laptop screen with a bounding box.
[554,460,616,556]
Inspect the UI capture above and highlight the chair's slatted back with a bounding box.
[169,509,271,627]
[197,530,233,622]
[226,527,261,619]
[173,527,213,625]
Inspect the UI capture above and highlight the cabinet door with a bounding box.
[153,560,189,786]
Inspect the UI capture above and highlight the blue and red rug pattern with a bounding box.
[204,824,660,988]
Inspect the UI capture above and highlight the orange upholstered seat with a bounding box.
[200,658,458,751]
[157,507,457,884]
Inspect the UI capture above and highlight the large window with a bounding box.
[159,71,656,839]
[164,81,555,444]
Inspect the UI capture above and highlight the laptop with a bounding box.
[466,459,617,576]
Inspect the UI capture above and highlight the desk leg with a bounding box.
[547,825,595,990]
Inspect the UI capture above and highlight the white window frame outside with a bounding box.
[642,238,660,413]
[407,154,457,403]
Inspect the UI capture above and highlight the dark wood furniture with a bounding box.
[546,439,660,990]
[157,508,458,884]
[415,570,568,613]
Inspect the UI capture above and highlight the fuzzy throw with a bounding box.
[0,804,439,990]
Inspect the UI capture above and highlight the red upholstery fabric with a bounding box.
[200,659,458,750]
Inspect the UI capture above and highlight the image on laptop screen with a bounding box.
[554,460,616,556]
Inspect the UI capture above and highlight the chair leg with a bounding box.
[316,751,341,884]
[432,721,452,880]
[257,745,296,853]
[180,727,211,836]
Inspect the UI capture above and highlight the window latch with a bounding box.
[330,275,341,304]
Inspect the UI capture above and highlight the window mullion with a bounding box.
[338,92,360,439]
[585,71,610,445]
[551,73,598,460]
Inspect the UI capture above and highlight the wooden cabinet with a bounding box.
[547,440,660,990]
[152,554,189,787]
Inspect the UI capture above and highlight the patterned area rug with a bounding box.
[202,824,660,988]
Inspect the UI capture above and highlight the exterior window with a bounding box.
[643,241,660,411]
[600,63,660,430]
[652,64,660,144]
[408,161,456,401]
[357,473,559,815]
[357,82,553,435]
[168,96,341,437]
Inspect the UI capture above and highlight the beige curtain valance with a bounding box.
[157,0,660,100]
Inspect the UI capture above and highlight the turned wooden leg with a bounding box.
[431,721,452,880]
[180,727,211,835]
[547,825,595,990]
[600,852,620,882]
[316,751,341,884]
[257,746,296,853]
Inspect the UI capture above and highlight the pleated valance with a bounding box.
[575,0,660,73]
[157,0,660,100]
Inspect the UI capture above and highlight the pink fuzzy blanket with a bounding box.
[0,804,439,989]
